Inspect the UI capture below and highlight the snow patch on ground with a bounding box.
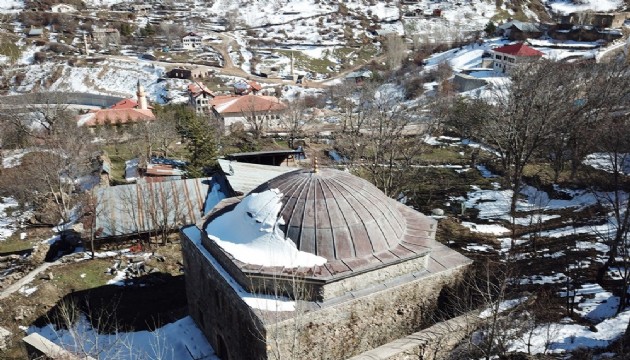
[30,316,217,360]
[479,297,528,318]
[0,197,23,241]
[462,222,510,235]
[509,310,630,354]
[0,0,23,12]
[546,0,623,15]
[584,153,630,175]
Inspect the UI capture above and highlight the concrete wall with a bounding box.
[453,73,488,92]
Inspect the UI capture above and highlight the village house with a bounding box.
[497,20,543,41]
[180,166,472,359]
[550,24,622,42]
[182,32,202,50]
[560,11,630,29]
[77,82,155,127]
[27,26,43,37]
[167,67,212,80]
[210,94,287,131]
[233,80,262,95]
[345,70,372,85]
[188,82,215,113]
[50,4,77,13]
[491,42,543,73]
[131,4,152,15]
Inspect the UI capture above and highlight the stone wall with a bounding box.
[349,312,481,360]
[267,265,469,360]
[182,225,471,360]
[181,227,268,360]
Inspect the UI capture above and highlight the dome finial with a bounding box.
[313,156,319,173]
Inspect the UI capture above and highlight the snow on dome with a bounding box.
[205,189,327,268]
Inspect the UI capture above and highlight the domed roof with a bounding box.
[249,168,407,262]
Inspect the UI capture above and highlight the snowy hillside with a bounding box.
[544,0,625,15]
[12,57,189,104]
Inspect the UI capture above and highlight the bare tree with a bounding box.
[334,82,432,197]
[473,62,580,223]
[278,98,316,148]
[383,33,406,71]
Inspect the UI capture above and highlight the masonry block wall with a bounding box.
[266,266,468,359]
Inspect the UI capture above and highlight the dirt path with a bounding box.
[0,260,59,300]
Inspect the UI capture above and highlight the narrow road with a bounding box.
[0,260,59,300]
[597,39,628,63]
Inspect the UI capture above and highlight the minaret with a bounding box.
[137,80,148,110]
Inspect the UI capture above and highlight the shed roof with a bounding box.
[93,178,211,239]
[28,27,43,36]
[217,159,296,195]
[498,20,541,33]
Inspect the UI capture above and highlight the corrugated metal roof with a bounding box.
[217,159,296,195]
[94,178,211,238]
[498,20,541,33]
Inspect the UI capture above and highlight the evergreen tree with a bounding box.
[176,106,218,177]
[485,21,497,36]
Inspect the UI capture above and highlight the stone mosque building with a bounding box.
[180,166,472,359]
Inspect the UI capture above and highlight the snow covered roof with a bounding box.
[211,94,287,115]
[345,70,372,79]
[493,43,544,57]
[498,20,541,33]
[201,168,467,280]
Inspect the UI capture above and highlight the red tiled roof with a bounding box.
[145,163,185,177]
[211,94,287,114]
[77,108,155,127]
[110,98,138,109]
[493,43,543,57]
[188,82,214,98]
[248,81,262,92]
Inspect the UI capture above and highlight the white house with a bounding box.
[187,82,215,113]
[51,4,77,13]
[490,42,543,73]
[182,32,202,50]
[210,94,287,131]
